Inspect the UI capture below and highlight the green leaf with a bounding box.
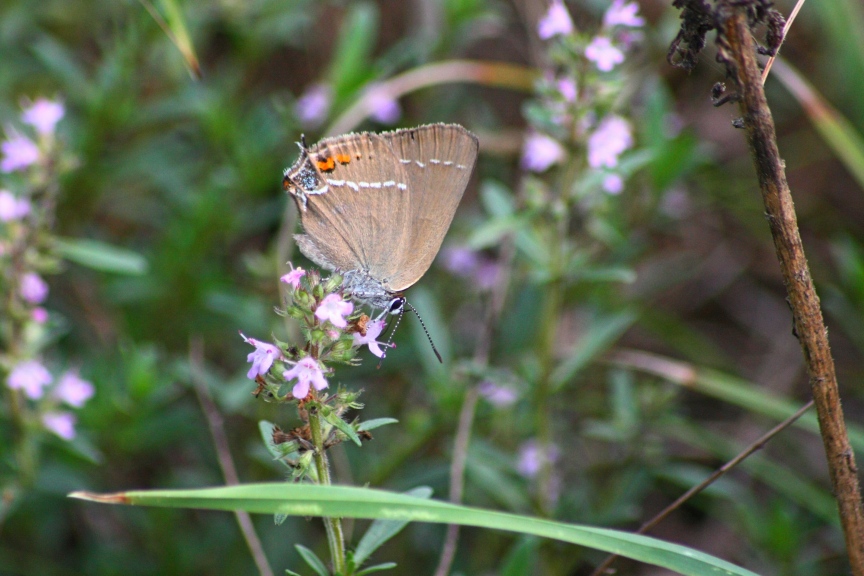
[353,487,433,566]
[355,562,397,575]
[329,2,378,96]
[357,418,399,432]
[321,408,362,447]
[295,543,329,576]
[71,484,761,576]
[55,238,148,275]
[480,180,515,218]
[286,569,303,576]
[500,537,538,576]
[259,420,298,463]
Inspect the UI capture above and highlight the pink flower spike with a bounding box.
[42,412,76,440]
[0,190,31,222]
[585,36,625,72]
[588,115,633,168]
[603,174,624,194]
[7,360,53,399]
[280,266,306,289]
[283,357,328,399]
[241,333,283,380]
[32,307,49,323]
[53,371,95,408]
[353,319,393,358]
[365,85,401,125]
[1,132,39,172]
[22,98,65,136]
[604,0,645,28]
[538,0,574,39]
[521,132,565,172]
[295,84,332,128]
[20,272,48,304]
[315,294,353,328]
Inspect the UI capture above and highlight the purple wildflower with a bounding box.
[585,36,625,72]
[280,265,306,289]
[22,98,65,136]
[283,357,328,399]
[516,439,560,478]
[53,371,95,408]
[241,333,283,380]
[42,412,76,440]
[587,115,633,168]
[441,246,481,277]
[1,132,39,172]
[315,294,353,328]
[557,77,578,102]
[295,84,332,128]
[521,132,565,172]
[538,0,574,39]
[7,360,53,399]
[32,307,48,324]
[20,272,48,304]
[0,190,31,222]
[604,0,645,28]
[352,319,392,358]
[602,174,624,194]
[365,85,401,125]
[478,381,518,407]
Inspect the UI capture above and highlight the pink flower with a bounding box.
[478,381,518,407]
[538,0,574,39]
[42,412,76,440]
[32,307,48,323]
[20,272,48,304]
[295,84,332,128]
[365,85,401,124]
[0,190,31,222]
[22,98,65,136]
[521,132,565,172]
[280,265,306,289]
[353,319,393,358]
[7,360,53,399]
[604,0,645,28]
[516,439,560,478]
[283,357,328,399]
[53,371,95,408]
[602,174,624,194]
[557,77,578,102]
[585,36,625,72]
[587,115,633,168]
[441,246,481,276]
[1,132,39,172]
[315,294,353,328]
[241,333,283,380]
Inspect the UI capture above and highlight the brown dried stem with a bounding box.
[717,3,864,571]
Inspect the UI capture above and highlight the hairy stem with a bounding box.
[308,404,346,575]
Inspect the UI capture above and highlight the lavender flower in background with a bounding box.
[521,132,566,172]
[280,265,306,289]
[477,380,518,407]
[556,77,578,102]
[585,36,624,72]
[7,360,53,399]
[21,98,65,136]
[42,411,76,440]
[603,0,645,28]
[440,246,501,291]
[587,115,633,168]
[603,173,624,194]
[516,439,561,478]
[20,272,48,304]
[538,0,574,39]
[295,84,332,128]
[1,132,39,173]
[365,85,401,125]
[283,357,328,399]
[315,294,354,328]
[0,189,30,221]
[242,334,283,380]
[32,307,48,323]
[53,371,95,408]
[353,319,391,358]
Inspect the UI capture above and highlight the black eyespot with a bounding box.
[389,297,405,315]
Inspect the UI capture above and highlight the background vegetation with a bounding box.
[1,0,863,574]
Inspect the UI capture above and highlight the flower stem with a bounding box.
[307,402,346,575]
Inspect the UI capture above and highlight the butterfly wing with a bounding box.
[285,132,412,282]
[379,124,479,291]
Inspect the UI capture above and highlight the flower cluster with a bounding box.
[5,362,95,440]
[523,0,644,195]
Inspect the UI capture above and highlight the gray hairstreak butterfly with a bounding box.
[282,123,479,360]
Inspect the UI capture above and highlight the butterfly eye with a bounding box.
[388,297,405,315]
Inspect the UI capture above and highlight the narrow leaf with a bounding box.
[357,418,398,432]
[353,487,433,566]
[55,238,148,275]
[295,544,329,576]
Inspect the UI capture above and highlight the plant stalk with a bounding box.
[308,403,346,575]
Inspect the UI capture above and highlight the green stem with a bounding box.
[308,402,346,575]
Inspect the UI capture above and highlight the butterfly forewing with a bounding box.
[380,124,479,291]
[288,132,412,280]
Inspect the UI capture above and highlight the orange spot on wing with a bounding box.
[316,157,336,171]
[335,154,351,165]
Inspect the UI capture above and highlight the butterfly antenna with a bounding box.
[405,301,443,364]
